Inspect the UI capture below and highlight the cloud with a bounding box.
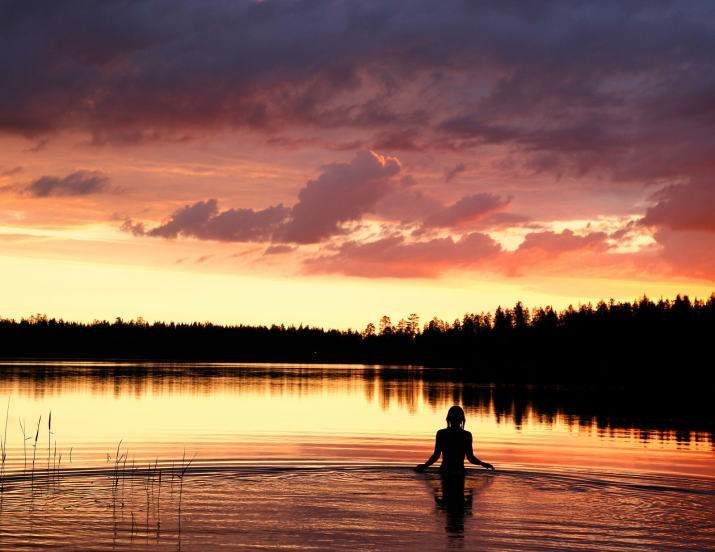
[145,199,289,242]
[491,229,611,276]
[24,138,49,153]
[652,228,715,280]
[120,219,146,236]
[373,180,516,231]
[517,229,608,253]
[6,0,712,289]
[264,244,296,255]
[132,148,518,246]
[0,166,23,177]
[275,150,402,243]
[444,163,466,182]
[303,227,617,278]
[422,193,511,228]
[631,178,715,280]
[640,179,715,233]
[305,232,502,278]
[477,212,533,230]
[371,129,423,151]
[135,150,402,244]
[24,171,110,197]
[372,185,443,224]
[1,1,712,190]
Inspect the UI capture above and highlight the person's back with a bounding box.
[416,406,494,473]
[436,427,471,473]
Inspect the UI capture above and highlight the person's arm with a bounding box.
[415,432,442,472]
[465,432,494,470]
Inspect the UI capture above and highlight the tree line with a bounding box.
[1,294,713,385]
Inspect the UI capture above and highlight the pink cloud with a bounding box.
[0,166,23,177]
[24,171,110,197]
[264,244,297,255]
[372,185,443,224]
[653,228,715,280]
[131,150,518,245]
[303,228,615,279]
[304,232,502,278]
[517,229,608,253]
[496,229,611,277]
[444,163,466,182]
[422,193,511,228]
[131,150,403,244]
[274,150,401,243]
[145,199,289,242]
[641,179,715,233]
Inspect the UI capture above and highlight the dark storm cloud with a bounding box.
[2,1,714,185]
[25,171,110,197]
[25,0,706,279]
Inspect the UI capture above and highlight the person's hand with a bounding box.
[414,463,426,472]
[481,462,495,470]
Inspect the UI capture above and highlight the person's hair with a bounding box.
[446,405,466,429]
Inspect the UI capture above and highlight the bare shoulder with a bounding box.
[463,430,473,440]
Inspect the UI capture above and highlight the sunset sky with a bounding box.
[1,1,713,328]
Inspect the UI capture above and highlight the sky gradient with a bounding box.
[1,1,713,328]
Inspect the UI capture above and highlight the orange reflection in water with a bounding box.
[0,362,711,479]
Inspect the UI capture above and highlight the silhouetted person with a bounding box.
[415,405,494,473]
[417,407,495,540]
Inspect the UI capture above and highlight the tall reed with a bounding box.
[112,440,125,492]
[177,450,194,517]
[30,415,41,486]
[56,452,62,485]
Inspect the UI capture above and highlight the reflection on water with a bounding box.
[0,361,712,551]
[0,361,711,477]
[423,472,495,538]
[0,361,711,437]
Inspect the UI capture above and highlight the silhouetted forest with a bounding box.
[1,294,713,386]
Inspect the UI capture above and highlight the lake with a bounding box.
[0,361,712,550]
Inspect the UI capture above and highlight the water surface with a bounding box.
[0,361,712,550]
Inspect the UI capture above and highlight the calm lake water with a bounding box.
[0,361,712,550]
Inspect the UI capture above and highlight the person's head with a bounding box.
[446,405,466,429]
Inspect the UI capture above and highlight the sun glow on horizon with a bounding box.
[1,251,711,329]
